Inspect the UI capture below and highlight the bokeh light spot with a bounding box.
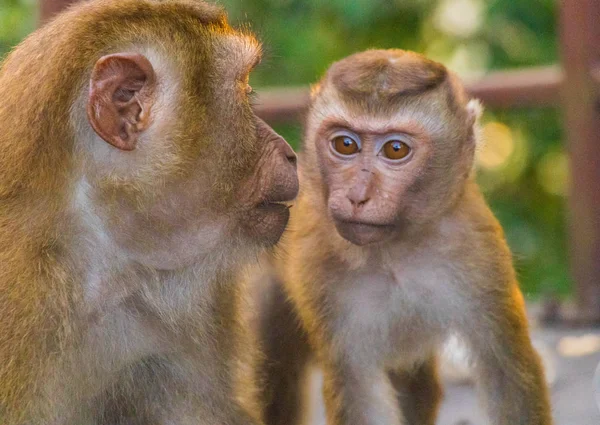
[433,0,484,38]
[536,150,570,196]
[477,122,515,169]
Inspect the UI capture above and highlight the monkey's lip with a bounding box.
[255,200,293,211]
[254,201,293,225]
[336,219,394,229]
[241,201,292,247]
[333,219,395,246]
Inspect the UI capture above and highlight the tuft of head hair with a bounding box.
[327,49,448,104]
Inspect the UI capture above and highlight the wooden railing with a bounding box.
[254,66,566,123]
[40,0,600,323]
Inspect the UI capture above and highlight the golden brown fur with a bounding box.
[252,50,552,425]
[0,1,297,423]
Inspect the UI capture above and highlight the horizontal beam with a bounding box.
[255,66,565,123]
[467,66,563,108]
[254,87,312,125]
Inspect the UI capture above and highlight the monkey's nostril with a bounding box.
[276,137,297,168]
[287,153,297,167]
[348,196,370,207]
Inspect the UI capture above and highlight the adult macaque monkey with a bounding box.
[0,0,298,424]
[255,50,552,425]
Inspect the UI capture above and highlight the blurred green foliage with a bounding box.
[0,0,36,56]
[0,0,569,297]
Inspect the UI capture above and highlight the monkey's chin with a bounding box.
[333,220,395,246]
[242,203,291,247]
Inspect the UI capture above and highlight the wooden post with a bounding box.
[40,0,78,24]
[560,0,600,323]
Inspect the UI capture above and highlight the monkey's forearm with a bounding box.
[478,358,552,425]
[322,363,403,425]
[472,303,553,425]
[388,356,443,425]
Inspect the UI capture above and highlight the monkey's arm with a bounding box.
[388,355,443,425]
[320,357,404,425]
[259,284,312,425]
[467,284,553,425]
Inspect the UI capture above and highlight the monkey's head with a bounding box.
[15,0,299,269]
[303,49,481,246]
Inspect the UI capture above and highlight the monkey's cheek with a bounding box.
[240,203,291,247]
[333,221,395,246]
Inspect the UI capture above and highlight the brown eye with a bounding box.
[382,140,411,160]
[332,136,359,156]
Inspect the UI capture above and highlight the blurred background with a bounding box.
[0,0,570,298]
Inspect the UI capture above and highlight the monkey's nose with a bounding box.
[347,184,370,208]
[284,145,297,167]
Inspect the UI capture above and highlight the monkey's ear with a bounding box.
[87,53,157,151]
[466,99,483,126]
[466,98,483,145]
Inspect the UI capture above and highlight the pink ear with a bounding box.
[87,53,156,151]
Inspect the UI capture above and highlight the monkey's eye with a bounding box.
[382,140,411,160]
[331,136,360,156]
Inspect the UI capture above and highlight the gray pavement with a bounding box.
[304,327,600,424]
[438,327,600,425]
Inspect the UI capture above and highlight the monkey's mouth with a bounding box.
[239,201,293,247]
[254,184,296,215]
[256,200,293,211]
[240,173,297,246]
[333,219,395,246]
[254,200,294,220]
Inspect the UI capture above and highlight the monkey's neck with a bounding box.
[68,178,228,321]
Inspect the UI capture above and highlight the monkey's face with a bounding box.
[311,112,473,247]
[310,116,431,246]
[230,118,299,247]
[303,50,477,247]
[195,33,299,250]
[80,27,298,269]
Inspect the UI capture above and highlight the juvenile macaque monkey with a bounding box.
[0,1,297,424]
[255,50,553,425]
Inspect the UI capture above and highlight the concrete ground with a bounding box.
[304,326,600,424]
[437,327,600,425]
